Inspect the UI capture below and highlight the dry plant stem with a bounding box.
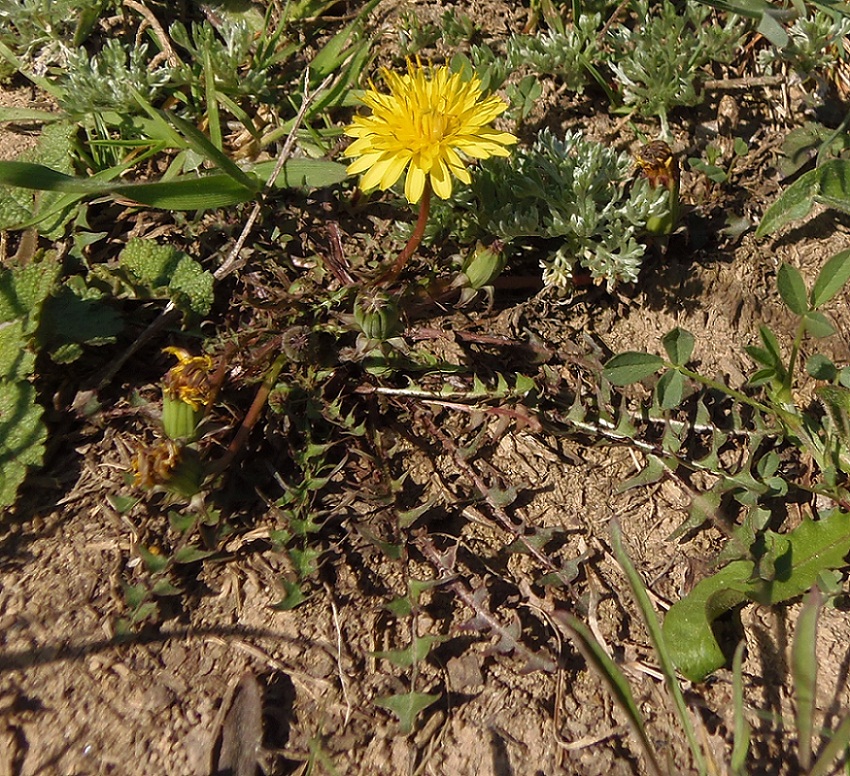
[701,75,784,91]
[208,353,286,476]
[418,410,569,582]
[214,68,338,281]
[95,302,181,389]
[416,532,556,672]
[123,0,181,67]
[377,182,432,285]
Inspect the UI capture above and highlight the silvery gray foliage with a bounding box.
[169,20,272,98]
[757,12,850,85]
[429,130,668,294]
[60,40,172,113]
[504,14,603,93]
[608,0,743,129]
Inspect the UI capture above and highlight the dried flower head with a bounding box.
[344,60,517,203]
[162,347,214,411]
[132,439,183,489]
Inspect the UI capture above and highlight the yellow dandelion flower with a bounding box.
[344,61,517,204]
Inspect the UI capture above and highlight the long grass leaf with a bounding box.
[809,716,850,776]
[165,111,259,192]
[793,588,822,770]
[730,641,750,775]
[203,49,222,152]
[610,519,708,775]
[0,159,347,213]
[560,614,664,776]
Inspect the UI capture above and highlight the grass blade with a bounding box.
[730,641,750,775]
[793,587,822,771]
[560,614,663,776]
[610,519,708,775]
[165,111,260,192]
[809,716,850,776]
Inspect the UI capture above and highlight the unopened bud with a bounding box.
[354,290,401,341]
[462,240,507,289]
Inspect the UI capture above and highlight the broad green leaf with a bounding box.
[662,560,753,682]
[803,311,835,339]
[375,691,440,735]
[813,158,850,215]
[811,248,850,309]
[661,327,695,366]
[777,263,809,315]
[656,369,685,409]
[756,8,789,47]
[0,381,46,508]
[664,510,850,681]
[755,166,819,238]
[603,352,664,385]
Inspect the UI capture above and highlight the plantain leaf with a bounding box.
[663,510,850,681]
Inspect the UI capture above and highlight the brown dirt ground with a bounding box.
[4,3,850,775]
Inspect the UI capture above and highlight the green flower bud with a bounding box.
[354,290,401,341]
[462,240,507,289]
[162,393,205,441]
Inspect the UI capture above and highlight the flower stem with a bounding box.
[378,181,432,284]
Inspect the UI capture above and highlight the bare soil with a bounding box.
[3,3,850,775]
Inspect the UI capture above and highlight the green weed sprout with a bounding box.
[564,527,850,774]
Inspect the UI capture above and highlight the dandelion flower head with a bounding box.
[163,346,214,411]
[344,60,517,204]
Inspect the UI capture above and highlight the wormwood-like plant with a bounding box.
[593,251,850,681]
[608,0,744,135]
[428,129,669,293]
